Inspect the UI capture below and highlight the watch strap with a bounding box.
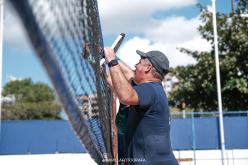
[108,59,119,67]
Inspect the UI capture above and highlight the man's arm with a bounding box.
[102,58,134,92]
[118,60,134,82]
[104,48,139,105]
[102,66,114,91]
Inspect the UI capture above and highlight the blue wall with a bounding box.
[171,117,248,150]
[0,117,248,154]
[0,120,85,154]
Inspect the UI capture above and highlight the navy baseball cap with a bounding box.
[136,50,169,76]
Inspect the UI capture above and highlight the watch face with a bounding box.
[108,59,118,67]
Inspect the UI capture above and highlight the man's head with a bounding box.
[136,50,169,76]
[134,50,169,83]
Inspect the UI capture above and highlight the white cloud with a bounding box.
[207,5,213,13]
[3,0,69,52]
[117,36,200,69]
[98,0,197,35]
[98,0,211,67]
[117,16,211,68]
[4,0,211,68]
[117,37,149,69]
[3,3,31,51]
[144,16,201,43]
[180,36,211,52]
[7,75,23,82]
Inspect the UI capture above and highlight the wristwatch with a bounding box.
[108,59,119,67]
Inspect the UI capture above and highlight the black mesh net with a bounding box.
[9,0,113,164]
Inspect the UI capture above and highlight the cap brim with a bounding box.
[136,50,148,58]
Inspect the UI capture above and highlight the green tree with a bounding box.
[2,78,55,102]
[2,78,62,119]
[238,0,248,14]
[2,102,61,120]
[170,2,248,112]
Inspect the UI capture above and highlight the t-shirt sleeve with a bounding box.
[133,83,155,108]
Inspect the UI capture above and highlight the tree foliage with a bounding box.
[238,0,248,14]
[2,102,61,120]
[170,2,248,112]
[2,78,55,102]
[2,78,62,120]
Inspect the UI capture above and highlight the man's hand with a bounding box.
[104,48,116,63]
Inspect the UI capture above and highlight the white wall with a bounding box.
[173,149,248,165]
[0,150,247,165]
[0,153,97,165]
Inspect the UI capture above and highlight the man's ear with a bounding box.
[145,64,152,74]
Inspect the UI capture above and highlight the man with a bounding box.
[104,48,178,165]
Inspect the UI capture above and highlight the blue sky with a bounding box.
[2,0,232,87]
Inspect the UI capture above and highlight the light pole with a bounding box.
[211,0,226,165]
[0,0,4,140]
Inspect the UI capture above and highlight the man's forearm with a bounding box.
[118,60,134,82]
[103,68,115,92]
[104,47,138,105]
[103,58,134,89]
[109,64,137,105]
